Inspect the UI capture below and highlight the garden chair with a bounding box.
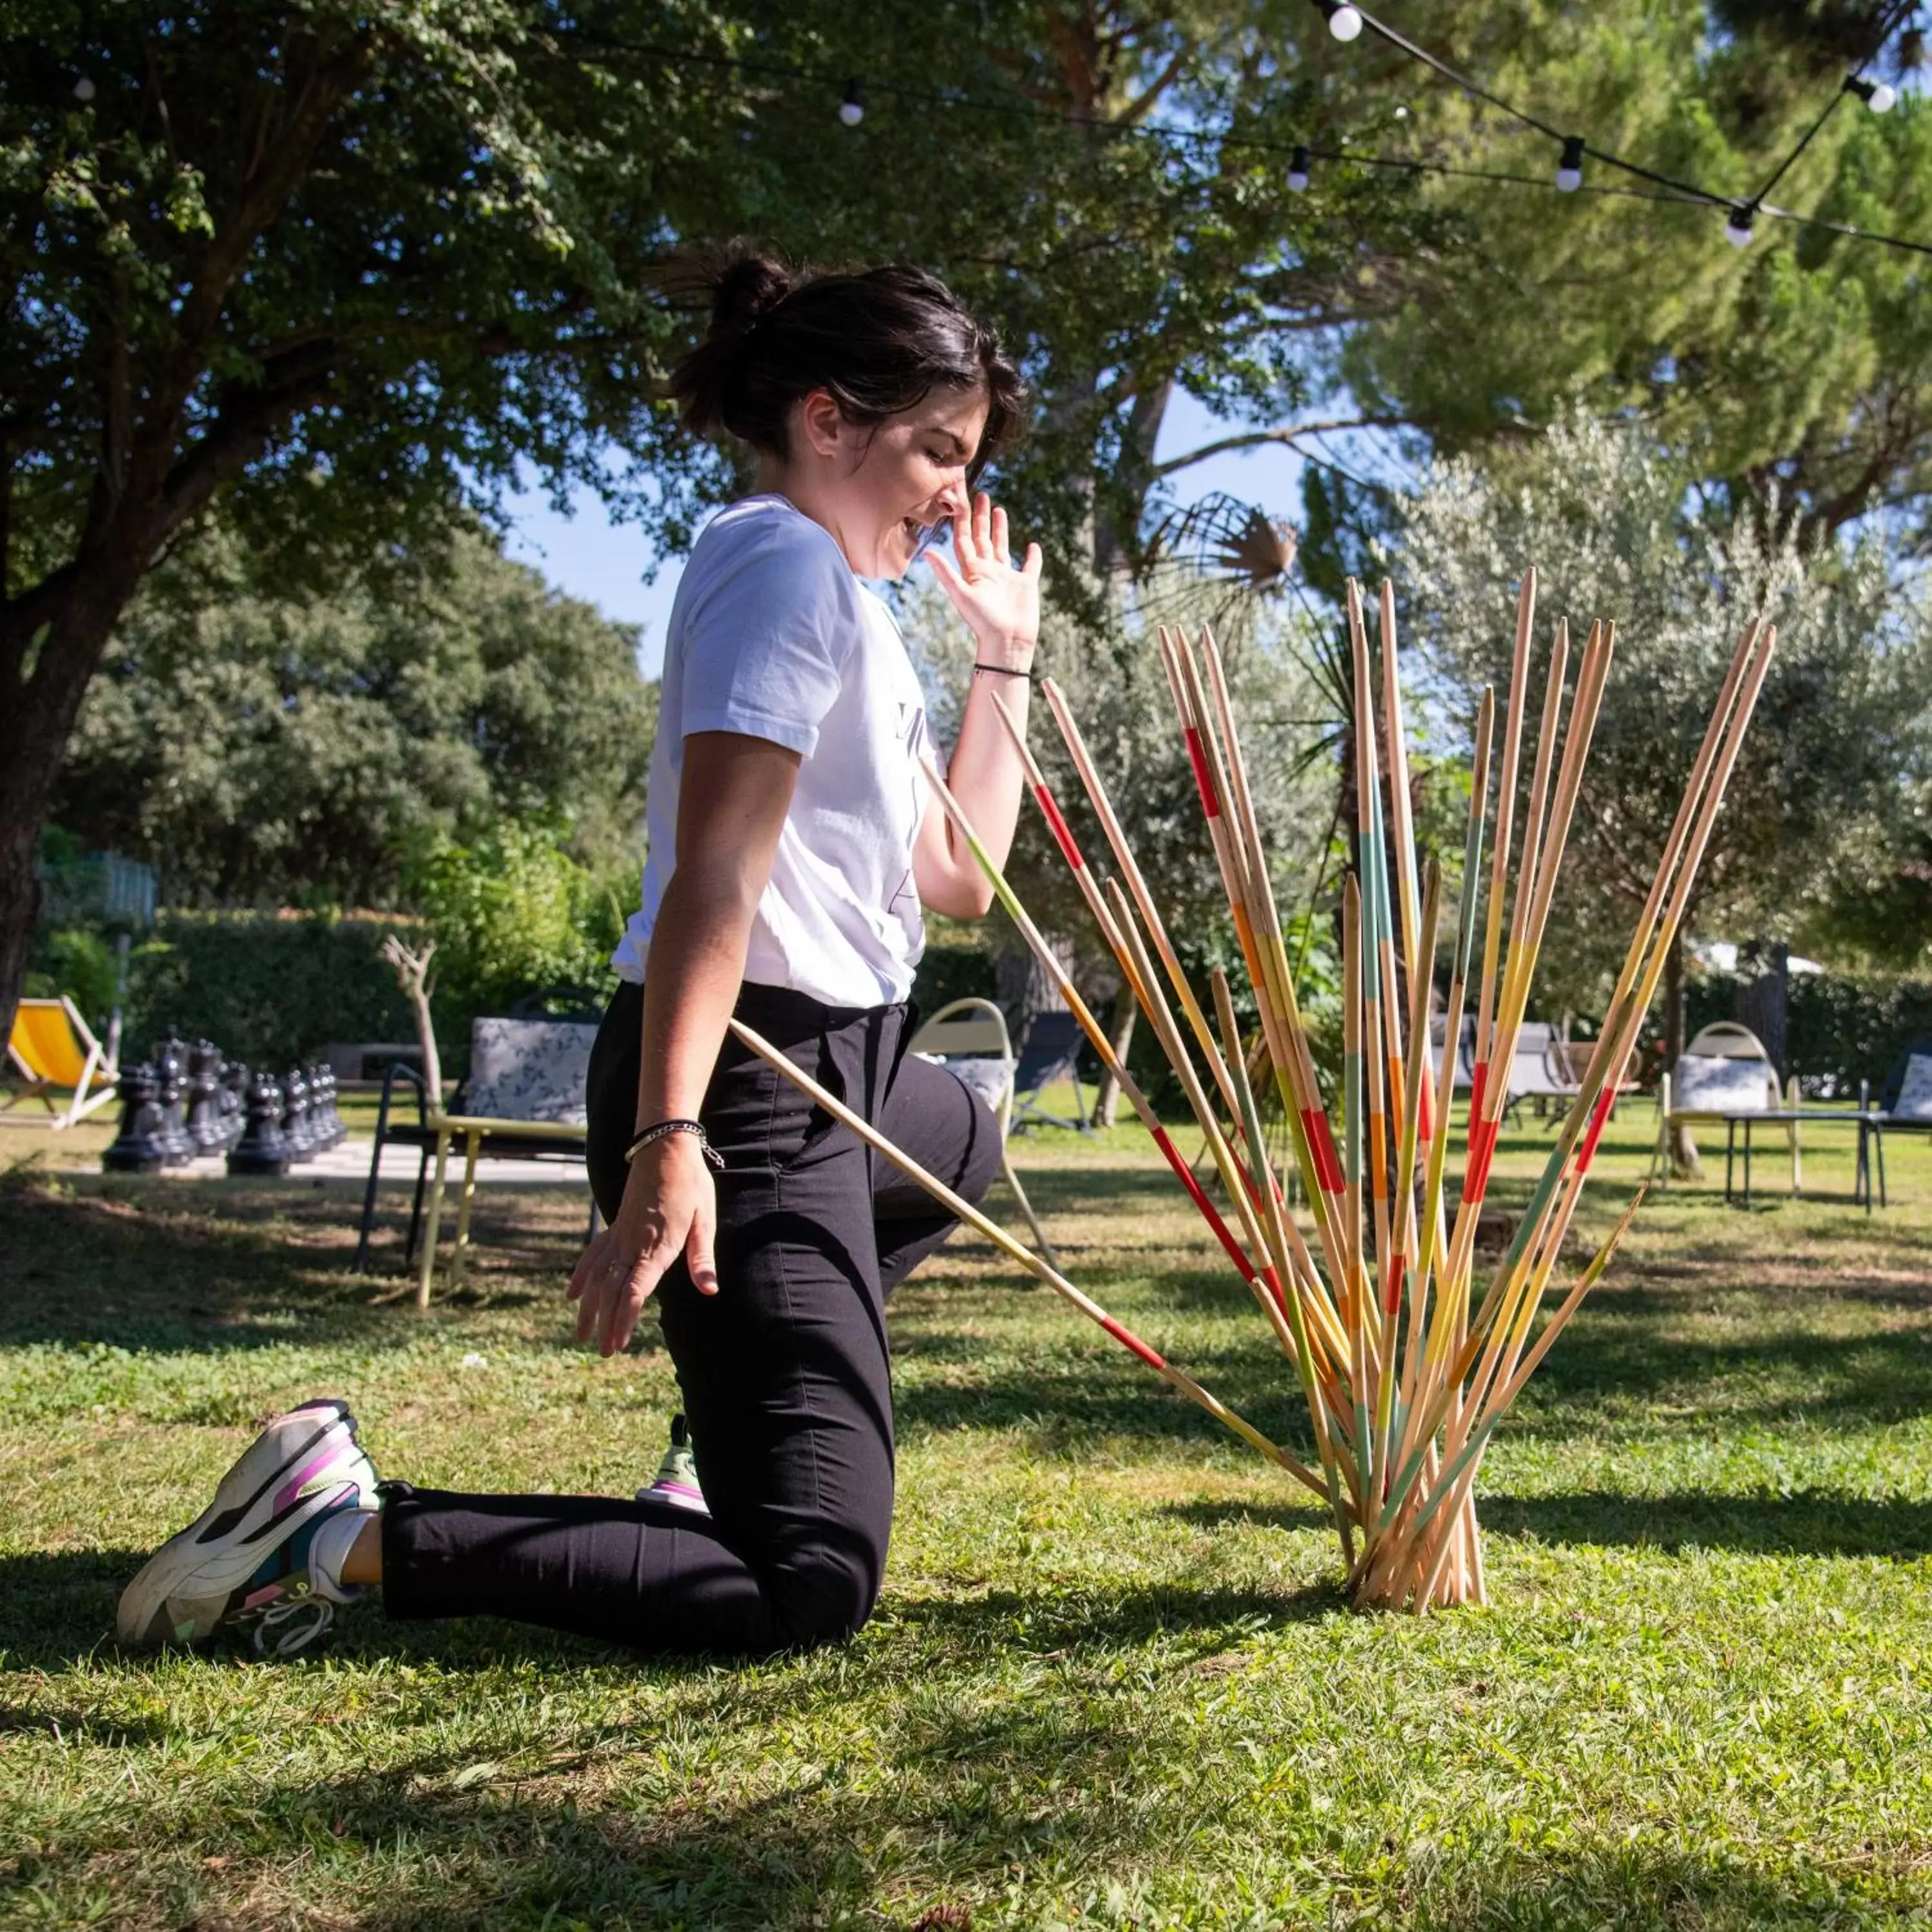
[908,997,1059,1268]
[1648,1020,1795,1197]
[1007,1009,1093,1135]
[4,995,118,1128]
[1504,1021,1576,1122]
[357,940,598,1302]
[1858,1040,1932,1209]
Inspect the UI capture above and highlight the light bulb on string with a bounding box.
[1316,1,1364,43]
[1287,144,1312,193]
[838,80,864,127]
[1555,135,1584,193]
[73,75,96,102]
[1724,204,1756,249]
[1845,75,1898,112]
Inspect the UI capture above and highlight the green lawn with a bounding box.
[3,1099,1930,1929]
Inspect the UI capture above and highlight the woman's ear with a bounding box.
[797,388,848,459]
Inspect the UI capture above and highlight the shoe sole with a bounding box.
[638,1479,710,1516]
[116,1399,369,1649]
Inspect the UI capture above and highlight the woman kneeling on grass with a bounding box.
[118,252,1043,1660]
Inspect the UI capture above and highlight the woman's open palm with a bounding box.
[926,493,1041,655]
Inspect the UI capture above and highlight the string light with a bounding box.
[1287,144,1312,193]
[1316,1,1365,44]
[1724,204,1756,248]
[1555,135,1584,193]
[72,75,95,102]
[838,79,864,127]
[1845,75,1899,113]
[563,30,1932,261]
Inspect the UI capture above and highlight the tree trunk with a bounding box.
[1663,923,1701,1177]
[1091,983,1139,1126]
[1736,940,1790,1081]
[0,588,136,1042]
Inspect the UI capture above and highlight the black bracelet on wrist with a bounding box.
[623,1119,724,1170]
[973,660,1037,680]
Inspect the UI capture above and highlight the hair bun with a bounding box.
[708,252,793,342]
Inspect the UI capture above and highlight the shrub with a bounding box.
[123,913,419,1067]
[404,822,630,1043]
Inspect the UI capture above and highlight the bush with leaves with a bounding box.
[404,822,632,1044]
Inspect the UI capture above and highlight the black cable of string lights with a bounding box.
[1743,0,1916,209]
[559,18,1932,261]
[1327,0,1929,255]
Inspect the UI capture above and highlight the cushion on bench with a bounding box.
[1672,1055,1773,1115]
[464,1018,598,1126]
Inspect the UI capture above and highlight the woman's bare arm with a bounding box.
[567,730,800,1355]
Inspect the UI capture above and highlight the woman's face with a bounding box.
[794,385,990,580]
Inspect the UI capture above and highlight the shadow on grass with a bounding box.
[72,1728,1906,1930]
[1167,1487,1932,1560]
[0,1173,583,1352]
[0,1542,1336,1678]
[1499,1287,1932,1430]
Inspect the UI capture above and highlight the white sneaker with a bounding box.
[117,1398,379,1654]
[638,1412,709,1516]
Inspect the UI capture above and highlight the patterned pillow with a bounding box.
[464,1018,599,1125]
[1672,1054,1773,1114]
[918,1052,1016,1117]
[1893,1054,1932,1122]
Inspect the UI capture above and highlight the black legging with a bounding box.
[379,980,1002,1654]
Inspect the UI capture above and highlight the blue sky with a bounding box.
[498,391,1320,676]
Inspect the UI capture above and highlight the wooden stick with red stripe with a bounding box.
[917,755,1283,1316]
[1037,676,1246,1139]
[727,1016,1332,1504]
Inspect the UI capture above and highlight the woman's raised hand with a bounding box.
[926,492,1042,665]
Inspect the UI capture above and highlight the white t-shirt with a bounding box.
[613,495,933,1008]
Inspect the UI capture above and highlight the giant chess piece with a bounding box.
[228,1073,291,1176]
[102,1064,169,1174]
[185,1039,226,1154]
[218,1060,249,1149]
[281,1065,316,1162]
[153,1036,195,1167]
[312,1065,346,1149]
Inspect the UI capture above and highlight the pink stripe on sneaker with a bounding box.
[275,1450,344,1513]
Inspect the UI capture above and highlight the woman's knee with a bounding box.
[764,1527,886,1649]
[957,1092,1005,1208]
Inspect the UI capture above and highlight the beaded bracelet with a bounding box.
[623,1119,724,1169]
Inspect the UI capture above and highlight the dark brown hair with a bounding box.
[665,247,1025,480]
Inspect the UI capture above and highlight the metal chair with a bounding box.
[908,997,1059,1268]
[1007,1010,1092,1135]
[1648,1021,1794,1193]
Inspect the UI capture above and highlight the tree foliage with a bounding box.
[1387,413,1932,1021]
[52,521,655,909]
[404,819,630,1034]
[1341,4,1932,549]
[0,0,1448,1030]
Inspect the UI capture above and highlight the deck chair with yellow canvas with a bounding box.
[5,996,118,1127]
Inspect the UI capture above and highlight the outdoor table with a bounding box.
[1721,1108,1885,1211]
[415,1113,589,1307]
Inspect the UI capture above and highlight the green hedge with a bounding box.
[125,913,422,1070]
[909,941,999,1020]
[1684,970,1932,1097]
